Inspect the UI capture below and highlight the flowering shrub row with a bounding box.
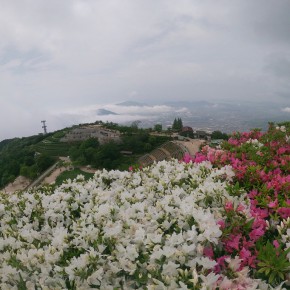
[184,124,290,288]
[0,124,289,289]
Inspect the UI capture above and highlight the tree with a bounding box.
[20,165,37,179]
[154,124,162,132]
[211,131,229,140]
[80,138,99,150]
[172,118,183,131]
[36,154,55,173]
[94,142,121,169]
[131,120,141,131]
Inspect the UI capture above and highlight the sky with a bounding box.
[0,0,290,140]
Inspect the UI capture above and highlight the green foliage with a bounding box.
[256,241,290,286]
[80,138,99,150]
[211,130,229,140]
[67,129,172,171]
[154,124,162,132]
[0,122,173,187]
[0,134,49,188]
[172,118,183,131]
[33,137,71,156]
[277,121,290,129]
[20,164,37,179]
[179,130,194,138]
[52,130,67,138]
[55,169,94,186]
[35,154,55,172]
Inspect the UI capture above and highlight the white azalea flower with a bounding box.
[162,261,179,276]
[0,158,279,288]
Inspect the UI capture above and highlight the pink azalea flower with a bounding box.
[250,206,268,219]
[228,138,239,146]
[277,147,286,154]
[203,246,214,259]
[248,190,258,198]
[240,247,251,260]
[193,153,207,163]
[242,237,255,249]
[252,217,266,229]
[249,227,264,241]
[217,220,226,229]
[225,201,234,212]
[214,256,228,273]
[226,234,241,251]
[247,255,257,268]
[273,240,279,248]
[277,207,290,219]
[268,199,278,208]
[183,153,193,163]
[237,204,245,212]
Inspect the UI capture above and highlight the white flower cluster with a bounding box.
[0,160,271,289]
[276,126,286,133]
[245,138,263,148]
[278,218,290,262]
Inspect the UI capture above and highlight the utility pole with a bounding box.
[41,120,47,134]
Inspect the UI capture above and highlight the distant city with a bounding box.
[103,100,290,134]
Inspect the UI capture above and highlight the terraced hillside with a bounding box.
[138,141,189,167]
[33,135,72,157]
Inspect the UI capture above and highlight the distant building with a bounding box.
[211,139,224,146]
[61,125,121,144]
[181,126,193,133]
[194,130,211,141]
[180,126,194,138]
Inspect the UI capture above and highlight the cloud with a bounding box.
[237,1,290,45]
[56,103,175,116]
[282,107,290,113]
[0,1,290,140]
[51,102,183,129]
[264,54,290,79]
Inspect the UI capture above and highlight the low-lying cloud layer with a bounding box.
[51,103,190,129]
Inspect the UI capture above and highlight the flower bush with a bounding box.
[0,123,289,289]
[185,123,290,288]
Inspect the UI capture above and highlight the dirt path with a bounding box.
[2,176,31,194]
[41,166,67,185]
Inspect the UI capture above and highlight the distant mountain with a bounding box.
[116,101,147,107]
[96,109,118,116]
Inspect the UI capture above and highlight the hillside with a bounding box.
[0,122,172,189]
[1,120,288,190]
[0,123,289,288]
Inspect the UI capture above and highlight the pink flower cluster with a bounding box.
[202,200,267,275]
[183,125,290,220]
[183,124,290,284]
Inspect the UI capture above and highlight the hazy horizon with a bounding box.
[0,1,289,140]
[1,98,289,141]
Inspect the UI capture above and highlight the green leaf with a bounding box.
[265,268,270,276]
[269,272,275,284]
[257,268,266,273]
[278,271,285,281]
